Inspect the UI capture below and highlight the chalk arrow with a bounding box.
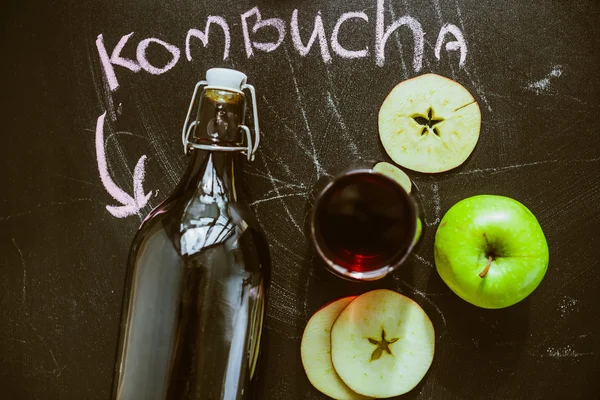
[95,112,152,218]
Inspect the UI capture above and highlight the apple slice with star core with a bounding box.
[331,289,435,398]
[434,195,549,309]
[301,297,371,400]
[378,74,481,173]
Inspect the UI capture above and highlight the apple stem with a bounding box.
[479,256,493,278]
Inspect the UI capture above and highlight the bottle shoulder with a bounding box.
[131,191,270,265]
[127,195,271,293]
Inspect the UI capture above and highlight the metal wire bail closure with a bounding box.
[181,81,261,161]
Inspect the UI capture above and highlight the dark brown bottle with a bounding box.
[111,69,270,400]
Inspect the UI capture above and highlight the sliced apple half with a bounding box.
[331,289,435,398]
[301,297,371,400]
[373,162,423,246]
[379,74,481,173]
[414,217,423,245]
[373,161,412,194]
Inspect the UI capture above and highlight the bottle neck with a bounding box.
[181,150,238,201]
[178,88,247,201]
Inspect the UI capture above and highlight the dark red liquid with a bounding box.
[313,171,416,273]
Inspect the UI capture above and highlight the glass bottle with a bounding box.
[111,68,270,400]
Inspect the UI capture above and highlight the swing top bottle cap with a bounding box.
[206,68,247,92]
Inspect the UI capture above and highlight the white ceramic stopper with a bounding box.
[206,68,247,91]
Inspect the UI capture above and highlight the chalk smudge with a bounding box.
[527,65,562,94]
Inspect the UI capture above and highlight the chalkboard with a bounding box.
[2,0,599,399]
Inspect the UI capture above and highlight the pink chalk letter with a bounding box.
[186,16,231,61]
[375,0,423,70]
[331,11,369,59]
[435,23,468,67]
[96,33,141,92]
[290,9,331,63]
[241,7,286,57]
[136,38,181,75]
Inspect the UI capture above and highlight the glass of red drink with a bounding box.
[310,165,419,281]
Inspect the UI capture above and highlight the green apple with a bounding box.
[434,195,549,309]
[330,289,435,398]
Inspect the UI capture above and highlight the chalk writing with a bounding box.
[331,12,369,59]
[435,23,468,67]
[96,2,469,92]
[291,9,332,63]
[375,0,423,70]
[241,7,286,57]
[136,38,180,75]
[185,16,230,62]
[96,33,140,91]
[94,112,151,218]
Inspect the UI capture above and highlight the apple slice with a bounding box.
[373,161,423,246]
[378,74,481,173]
[414,217,423,245]
[331,289,435,398]
[301,297,371,400]
[373,161,412,194]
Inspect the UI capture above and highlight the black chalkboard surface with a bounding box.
[2,0,599,399]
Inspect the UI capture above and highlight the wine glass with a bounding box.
[308,160,421,281]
